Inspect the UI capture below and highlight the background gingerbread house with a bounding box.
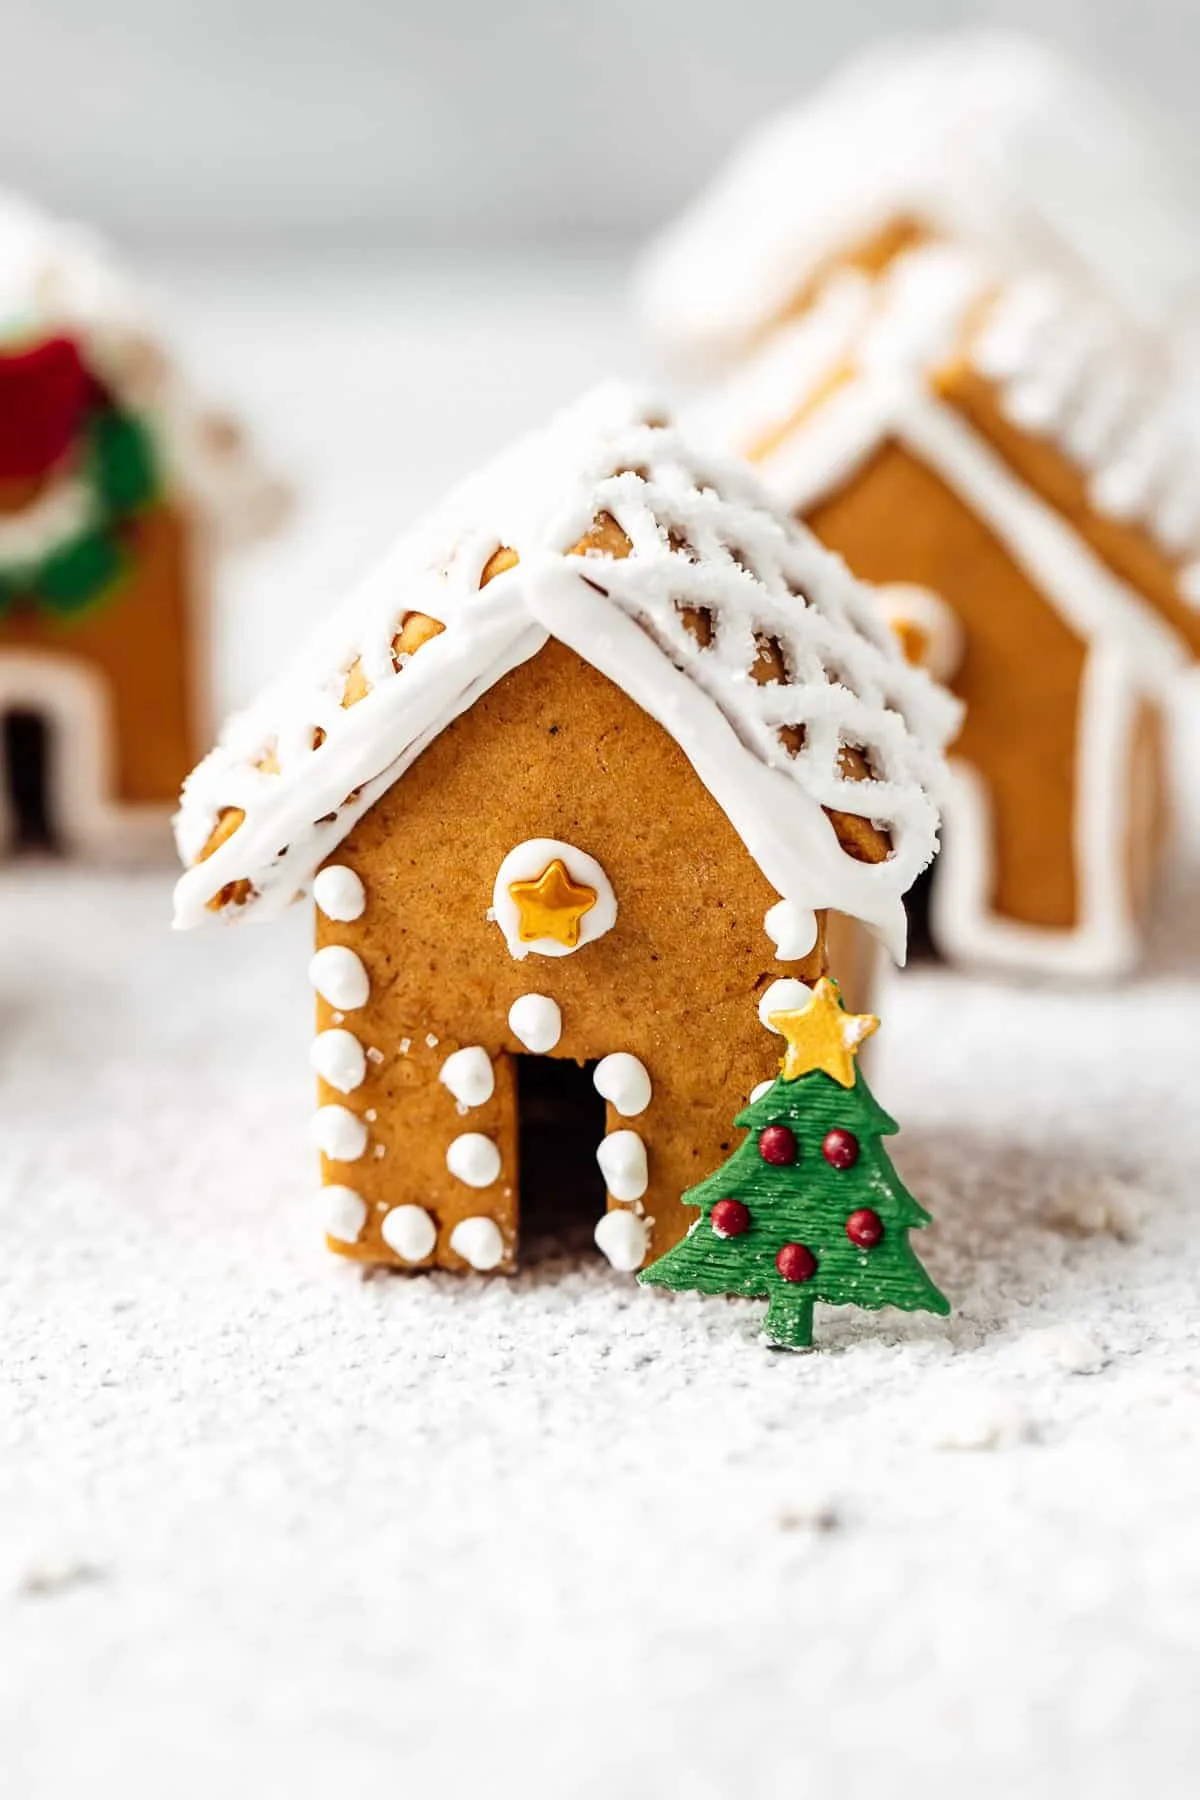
[638,32,1200,393]
[173,389,956,1276]
[0,193,284,859]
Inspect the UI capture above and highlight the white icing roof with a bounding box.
[0,190,284,542]
[638,32,1200,370]
[691,248,1199,676]
[173,385,959,958]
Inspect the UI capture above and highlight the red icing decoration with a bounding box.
[845,1209,884,1249]
[711,1198,751,1238]
[775,1242,817,1283]
[822,1128,860,1169]
[0,337,90,481]
[758,1125,797,1166]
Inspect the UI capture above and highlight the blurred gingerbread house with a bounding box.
[640,36,1200,978]
[173,389,957,1277]
[0,193,285,857]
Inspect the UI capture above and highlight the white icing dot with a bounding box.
[758,978,813,1032]
[450,1215,505,1271]
[309,945,370,1011]
[763,899,819,961]
[596,1130,648,1202]
[309,1104,368,1162]
[310,1028,367,1094]
[508,993,562,1053]
[323,1185,366,1244]
[313,865,366,922]
[749,1079,774,1103]
[439,1046,495,1109]
[594,1209,649,1272]
[593,1052,652,1118]
[446,1132,502,1188]
[490,836,618,961]
[381,1204,437,1262]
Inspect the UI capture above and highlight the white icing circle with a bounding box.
[758,978,813,1032]
[490,837,617,960]
[439,1046,495,1109]
[749,1079,774,1103]
[874,584,964,684]
[593,1053,652,1118]
[764,898,819,961]
[450,1215,505,1271]
[310,1028,367,1094]
[323,1185,367,1244]
[446,1132,502,1188]
[508,994,562,1054]
[596,1130,648,1202]
[594,1209,649,1272]
[381,1203,437,1262]
[309,945,370,1011]
[309,1104,368,1162]
[313,865,366,922]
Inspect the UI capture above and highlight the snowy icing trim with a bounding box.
[309,945,369,1011]
[323,1185,367,1245]
[508,995,562,1054]
[172,387,955,963]
[593,1053,652,1118]
[310,1028,367,1094]
[763,899,819,961]
[596,1130,649,1203]
[594,1210,650,1272]
[636,34,1200,364]
[313,865,366,922]
[489,837,616,960]
[446,1133,502,1189]
[439,1046,495,1109]
[310,1104,368,1163]
[381,1204,437,1262]
[450,1216,505,1271]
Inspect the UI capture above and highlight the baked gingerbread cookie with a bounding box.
[175,386,956,1278]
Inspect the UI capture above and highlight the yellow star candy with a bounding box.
[768,976,879,1087]
[508,858,598,949]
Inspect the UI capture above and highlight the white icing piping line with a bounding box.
[519,557,911,961]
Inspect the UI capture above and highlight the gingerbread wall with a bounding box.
[311,639,833,1273]
[0,500,199,808]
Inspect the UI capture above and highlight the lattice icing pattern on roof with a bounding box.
[0,190,284,542]
[173,385,959,954]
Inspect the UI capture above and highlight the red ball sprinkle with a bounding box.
[758,1124,798,1166]
[711,1198,752,1239]
[822,1128,860,1169]
[775,1242,817,1283]
[845,1208,884,1249]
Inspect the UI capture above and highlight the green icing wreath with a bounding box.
[0,403,161,620]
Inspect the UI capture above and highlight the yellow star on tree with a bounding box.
[768,976,879,1087]
[508,858,598,948]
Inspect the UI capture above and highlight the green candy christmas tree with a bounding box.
[640,978,949,1349]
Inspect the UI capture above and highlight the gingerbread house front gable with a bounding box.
[638,32,1200,374]
[0,192,285,854]
[696,248,1200,977]
[173,389,957,1274]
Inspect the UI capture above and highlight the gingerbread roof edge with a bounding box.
[172,384,960,959]
[637,32,1200,369]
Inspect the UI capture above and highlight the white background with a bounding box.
[1,0,1197,244]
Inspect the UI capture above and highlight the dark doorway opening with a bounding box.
[904,858,939,962]
[516,1055,607,1259]
[2,710,57,852]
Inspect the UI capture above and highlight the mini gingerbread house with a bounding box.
[173,389,956,1277]
[0,193,283,857]
[638,32,1200,384]
[674,246,1200,978]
